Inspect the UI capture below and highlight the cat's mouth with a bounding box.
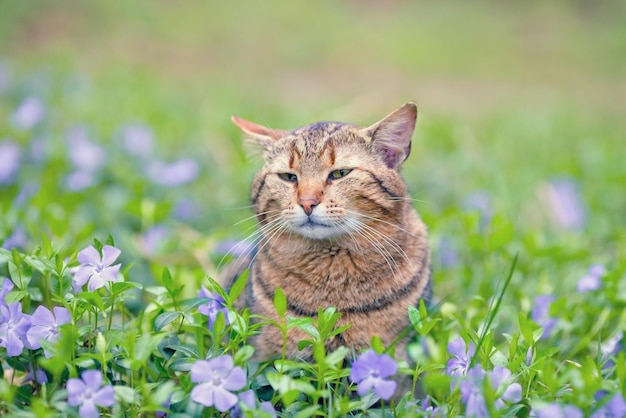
[294,218,342,240]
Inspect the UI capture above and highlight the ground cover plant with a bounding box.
[1,1,625,417]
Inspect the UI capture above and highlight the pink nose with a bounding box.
[298,196,320,216]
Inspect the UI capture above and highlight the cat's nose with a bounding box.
[298,196,320,216]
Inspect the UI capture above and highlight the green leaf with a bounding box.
[114,385,138,404]
[228,268,249,303]
[273,287,287,317]
[161,267,173,288]
[293,405,320,418]
[154,311,182,331]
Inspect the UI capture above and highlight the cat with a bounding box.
[223,102,431,364]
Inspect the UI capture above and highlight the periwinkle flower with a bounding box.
[437,236,460,269]
[349,349,398,400]
[538,178,586,230]
[190,355,247,412]
[591,393,626,418]
[67,370,115,418]
[464,191,493,229]
[139,225,169,256]
[460,365,522,418]
[26,305,72,357]
[2,226,27,250]
[577,264,606,293]
[73,245,122,291]
[147,158,199,187]
[0,277,14,307]
[0,301,31,356]
[65,170,97,191]
[446,336,475,377]
[0,140,20,184]
[66,126,106,172]
[407,395,443,417]
[11,96,46,130]
[120,123,154,156]
[198,286,229,330]
[531,295,557,339]
[232,389,276,418]
[601,331,623,370]
[533,403,584,418]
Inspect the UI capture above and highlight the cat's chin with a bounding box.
[292,222,346,240]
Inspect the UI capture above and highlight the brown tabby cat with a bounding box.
[225,102,431,363]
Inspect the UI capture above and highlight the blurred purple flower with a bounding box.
[147,158,199,187]
[538,178,586,230]
[447,337,476,377]
[25,364,49,384]
[349,349,398,400]
[407,396,443,417]
[0,301,31,356]
[232,389,276,418]
[26,305,72,357]
[464,191,492,229]
[460,366,522,418]
[73,245,122,292]
[173,198,201,221]
[0,278,14,307]
[11,97,46,130]
[601,331,623,370]
[577,264,605,293]
[591,393,626,418]
[120,123,154,156]
[437,236,460,268]
[0,140,20,185]
[525,347,534,366]
[67,370,115,418]
[2,226,28,250]
[65,170,97,191]
[198,286,229,330]
[66,126,107,172]
[139,225,169,256]
[533,403,584,418]
[531,295,557,339]
[190,355,247,412]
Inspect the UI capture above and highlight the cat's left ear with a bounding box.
[362,102,417,169]
[231,116,287,150]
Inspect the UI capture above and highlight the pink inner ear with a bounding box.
[231,116,285,140]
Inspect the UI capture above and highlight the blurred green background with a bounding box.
[1,0,625,299]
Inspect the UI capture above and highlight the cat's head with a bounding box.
[232,103,417,240]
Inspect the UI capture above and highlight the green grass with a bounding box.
[1,1,625,416]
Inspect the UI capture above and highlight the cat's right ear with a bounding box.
[231,116,287,150]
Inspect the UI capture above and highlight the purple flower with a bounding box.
[577,264,605,293]
[215,239,256,258]
[66,126,106,172]
[538,178,586,230]
[2,226,27,250]
[138,226,169,256]
[0,140,20,184]
[592,393,626,418]
[232,389,277,418]
[460,366,522,418]
[0,278,14,307]
[407,396,443,417]
[146,158,199,187]
[198,286,229,330]
[26,305,72,357]
[533,403,584,418]
[531,295,557,339]
[349,349,398,400]
[25,364,49,384]
[65,170,97,191]
[446,337,476,377]
[120,123,154,156]
[67,370,115,418]
[464,191,493,229]
[0,301,31,356]
[190,355,247,412]
[73,245,122,291]
[173,198,201,221]
[437,236,460,268]
[601,331,623,370]
[11,97,46,130]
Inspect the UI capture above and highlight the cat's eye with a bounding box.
[328,169,352,181]
[278,172,298,182]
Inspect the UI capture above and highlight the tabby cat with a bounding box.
[225,102,431,363]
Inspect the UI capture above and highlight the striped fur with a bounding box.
[226,103,431,362]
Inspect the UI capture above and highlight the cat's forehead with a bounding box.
[268,122,364,160]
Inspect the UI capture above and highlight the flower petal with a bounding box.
[67,378,86,402]
[26,324,51,348]
[77,245,101,265]
[374,379,397,400]
[213,387,239,412]
[501,383,522,403]
[30,305,54,326]
[78,400,100,418]
[223,366,247,391]
[191,382,217,406]
[81,370,104,391]
[87,273,107,292]
[190,360,213,383]
[73,266,93,287]
[101,245,121,267]
[100,264,121,282]
[53,306,72,325]
[93,385,115,407]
